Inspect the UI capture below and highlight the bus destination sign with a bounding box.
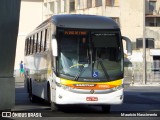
[64,31,87,35]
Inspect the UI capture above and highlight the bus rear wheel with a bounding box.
[29,94,38,103]
[47,83,51,103]
[26,78,29,93]
[28,80,37,103]
[101,105,111,113]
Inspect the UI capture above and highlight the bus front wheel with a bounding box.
[101,105,111,113]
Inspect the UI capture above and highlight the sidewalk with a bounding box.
[131,82,160,86]
[124,78,160,87]
[15,77,25,82]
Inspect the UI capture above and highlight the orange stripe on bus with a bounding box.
[59,78,122,90]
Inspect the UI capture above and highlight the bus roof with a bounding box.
[36,14,119,30]
[27,14,120,37]
[52,14,119,29]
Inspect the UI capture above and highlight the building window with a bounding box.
[50,2,54,14]
[77,0,84,9]
[149,0,156,13]
[106,0,119,7]
[95,0,102,7]
[70,0,75,12]
[146,17,160,27]
[44,2,48,16]
[57,0,61,13]
[87,0,92,8]
[63,0,67,12]
[149,22,155,26]
[136,38,154,49]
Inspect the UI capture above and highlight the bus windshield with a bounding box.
[58,30,123,81]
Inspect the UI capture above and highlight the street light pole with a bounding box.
[143,0,146,84]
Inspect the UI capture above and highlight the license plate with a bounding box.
[86,97,98,101]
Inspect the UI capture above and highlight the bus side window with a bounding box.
[41,30,45,52]
[28,37,31,54]
[25,38,28,55]
[37,32,41,53]
[32,35,35,54]
[40,31,43,52]
[36,33,38,53]
[34,34,37,53]
[30,36,33,55]
[44,29,48,51]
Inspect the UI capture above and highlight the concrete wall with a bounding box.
[0,78,15,110]
[120,0,144,43]
[120,0,144,62]
[0,0,21,110]
[15,0,43,72]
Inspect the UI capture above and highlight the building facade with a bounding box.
[15,0,43,72]
[42,0,160,65]
[15,0,160,81]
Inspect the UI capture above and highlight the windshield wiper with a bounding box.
[97,58,110,81]
[74,65,85,81]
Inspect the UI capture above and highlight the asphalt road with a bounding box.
[1,78,160,120]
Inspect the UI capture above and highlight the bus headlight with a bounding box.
[55,82,61,87]
[113,85,123,91]
[61,84,71,90]
[55,82,71,91]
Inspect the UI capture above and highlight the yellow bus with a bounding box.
[24,14,131,112]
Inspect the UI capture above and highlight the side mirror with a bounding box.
[122,36,132,55]
[51,38,58,56]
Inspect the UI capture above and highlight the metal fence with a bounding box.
[124,60,160,84]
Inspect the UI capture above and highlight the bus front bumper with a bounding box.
[54,87,123,105]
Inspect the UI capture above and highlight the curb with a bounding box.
[130,83,160,87]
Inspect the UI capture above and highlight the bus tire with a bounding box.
[26,78,30,93]
[101,105,111,113]
[51,102,58,111]
[28,80,37,103]
[29,94,38,103]
[47,82,51,103]
[28,79,32,98]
